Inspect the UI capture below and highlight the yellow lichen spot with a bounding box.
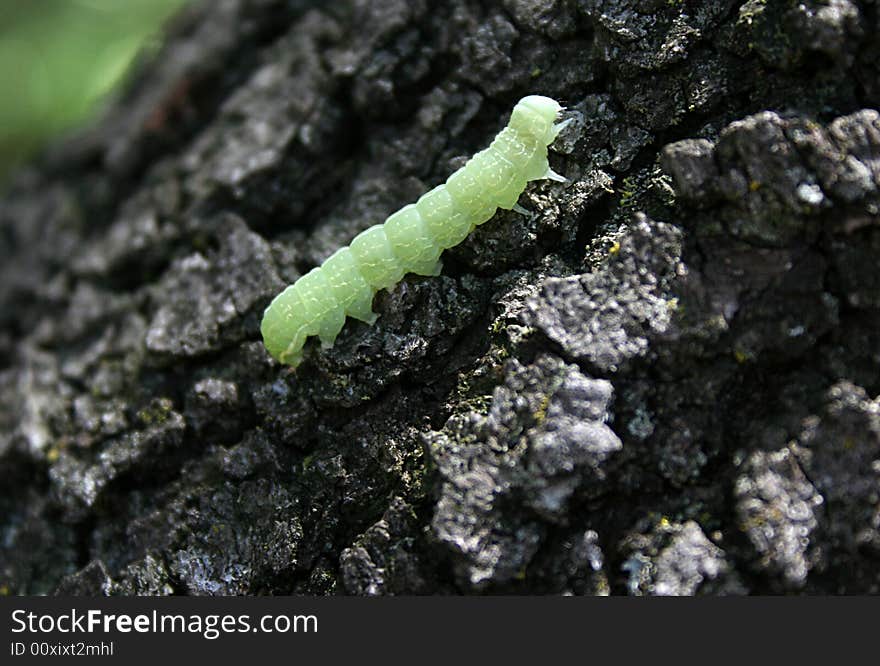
[46,446,61,463]
[609,240,621,256]
[666,297,679,311]
[619,177,638,207]
[711,314,728,329]
[734,348,750,364]
[749,180,762,192]
[137,397,173,426]
[531,66,541,78]
[534,393,551,424]
[0,585,9,596]
[659,516,671,528]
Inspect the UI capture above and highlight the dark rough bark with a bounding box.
[1,0,879,595]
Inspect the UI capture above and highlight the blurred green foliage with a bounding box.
[0,0,186,181]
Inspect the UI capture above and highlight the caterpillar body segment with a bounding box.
[320,247,377,324]
[261,95,565,367]
[415,185,473,250]
[384,204,444,277]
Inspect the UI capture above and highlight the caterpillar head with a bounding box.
[509,95,562,145]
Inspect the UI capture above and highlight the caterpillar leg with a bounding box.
[551,117,574,141]
[279,348,303,367]
[544,167,567,183]
[345,289,379,326]
[348,305,379,326]
[427,259,443,276]
[318,306,346,349]
[278,326,308,367]
[512,203,533,217]
[399,258,444,277]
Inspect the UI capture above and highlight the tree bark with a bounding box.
[2,0,879,594]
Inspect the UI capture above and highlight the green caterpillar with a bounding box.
[261,95,568,367]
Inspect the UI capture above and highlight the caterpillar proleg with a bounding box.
[261,95,567,367]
